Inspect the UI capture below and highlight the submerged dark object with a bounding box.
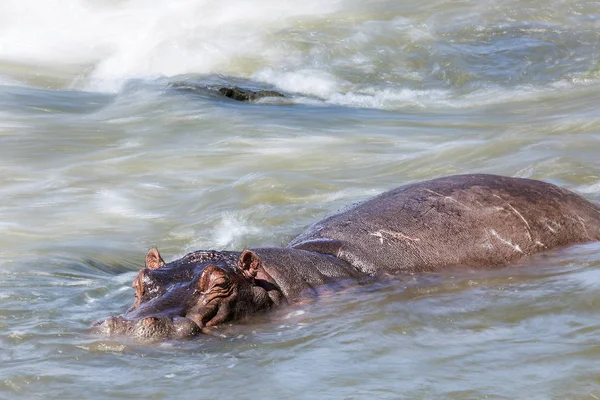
[217,86,285,102]
[94,174,600,340]
[169,81,285,102]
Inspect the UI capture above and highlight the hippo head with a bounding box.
[93,248,283,341]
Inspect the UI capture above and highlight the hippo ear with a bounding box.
[145,248,165,270]
[237,250,260,280]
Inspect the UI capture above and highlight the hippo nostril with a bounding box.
[90,316,131,336]
[172,317,202,337]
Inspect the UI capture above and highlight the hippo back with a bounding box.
[288,174,600,275]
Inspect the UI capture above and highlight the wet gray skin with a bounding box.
[94,174,600,341]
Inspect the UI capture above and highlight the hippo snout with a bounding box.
[93,315,202,340]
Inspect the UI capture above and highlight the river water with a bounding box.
[1,0,600,398]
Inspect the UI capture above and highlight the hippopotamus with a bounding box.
[94,174,600,340]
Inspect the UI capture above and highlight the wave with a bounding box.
[0,0,341,92]
[1,0,599,111]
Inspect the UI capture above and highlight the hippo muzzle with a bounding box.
[93,315,201,340]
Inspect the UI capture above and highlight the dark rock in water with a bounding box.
[218,87,285,102]
[168,81,285,102]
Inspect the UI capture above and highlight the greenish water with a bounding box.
[1,0,600,398]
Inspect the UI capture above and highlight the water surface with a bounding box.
[1,0,600,398]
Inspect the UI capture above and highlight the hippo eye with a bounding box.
[211,276,230,288]
[196,265,230,293]
[194,276,229,296]
[194,265,236,304]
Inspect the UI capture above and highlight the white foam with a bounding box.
[325,88,451,109]
[213,212,262,248]
[0,0,342,92]
[253,68,343,99]
[575,181,600,195]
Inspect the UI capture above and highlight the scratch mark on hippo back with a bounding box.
[492,195,533,242]
[423,188,473,210]
[370,229,421,245]
[539,217,562,234]
[489,229,523,253]
[572,213,590,238]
